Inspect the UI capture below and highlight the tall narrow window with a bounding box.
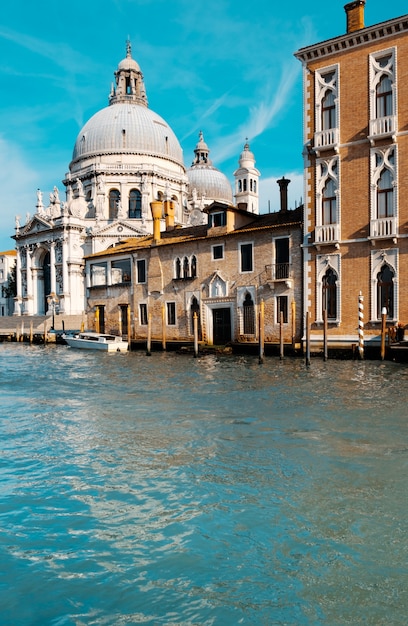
[191,255,197,278]
[322,268,338,320]
[377,264,394,319]
[183,257,189,279]
[321,90,336,130]
[136,259,146,284]
[243,292,255,334]
[376,75,393,119]
[109,189,120,220]
[240,243,253,273]
[190,296,201,339]
[322,178,336,225]
[129,189,142,218]
[276,296,288,324]
[175,258,181,279]
[167,302,176,326]
[377,169,393,218]
[139,303,148,325]
[275,238,289,279]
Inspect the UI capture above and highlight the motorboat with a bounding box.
[63,331,128,352]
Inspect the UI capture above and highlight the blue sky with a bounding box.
[0,0,406,251]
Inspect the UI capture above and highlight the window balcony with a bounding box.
[368,116,396,144]
[314,128,339,154]
[315,223,340,245]
[370,216,397,239]
[262,264,292,287]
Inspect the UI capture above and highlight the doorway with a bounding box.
[213,308,231,345]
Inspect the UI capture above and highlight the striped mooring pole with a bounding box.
[358,291,364,360]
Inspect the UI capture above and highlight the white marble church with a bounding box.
[13,43,260,316]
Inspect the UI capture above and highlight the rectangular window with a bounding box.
[275,238,289,279]
[212,244,224,260]
[277,296,288,324]
[209,212,226,227]
[136,259,146,284]
[111,259,131,284]
[91,262,107,286]
[139,303,148,325]
[167,302,176,326]
[240,243,253,273]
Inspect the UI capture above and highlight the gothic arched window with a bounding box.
[376,74,393,119]
[183,257,189,279]
[243,292,255,334]
[129,189,142,219]
[377,169,393,218]
[321,89,336,130]
[191,255,197,278]
[377,264,394,319]
[322,267,338,320]
[322,178,336,225]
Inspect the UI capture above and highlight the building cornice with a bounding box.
[295,14,408,63]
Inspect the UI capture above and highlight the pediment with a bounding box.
[208,271,228,298]
[92,220,147,238]
[19,215,53,237]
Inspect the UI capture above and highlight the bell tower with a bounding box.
[233,141,260,214]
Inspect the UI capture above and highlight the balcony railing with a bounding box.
[315,223,340,244]
[368,115,396,142]
[370,216,397,239]
[314,128,339,152]
[263,263,290,281]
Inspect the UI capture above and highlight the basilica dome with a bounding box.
[186,131,233,205]
[71,103,183,166]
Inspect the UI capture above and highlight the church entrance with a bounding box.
[212,308,231,345]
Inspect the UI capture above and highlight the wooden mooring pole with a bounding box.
[323,309,328,361]
[146,313,152,356]
[305,312,311,367]
[193,312,199,358]
[259,299,265,364]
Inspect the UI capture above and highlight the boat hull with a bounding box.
[64,333,128,352]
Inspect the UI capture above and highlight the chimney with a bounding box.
[150,201,163,243]
[345,1,365,33]
[277,176,290,213]
[164,200,175,231]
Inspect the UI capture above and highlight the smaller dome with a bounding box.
[118,56,140,72]
[187,166,233,205]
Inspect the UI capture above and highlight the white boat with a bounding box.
[63,331,128,352]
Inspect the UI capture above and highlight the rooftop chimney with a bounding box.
[345,1,365,33]
[164,200,175,231]
[277,176,290,213]
[150,201,163,243]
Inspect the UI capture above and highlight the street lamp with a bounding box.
[47,292,59,330]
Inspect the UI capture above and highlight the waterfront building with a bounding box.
[295,1,408,350]
[12,44,253,318]
[83,182,302,347]
[0,250,16,316]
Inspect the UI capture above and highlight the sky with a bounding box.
[0,0,406,251]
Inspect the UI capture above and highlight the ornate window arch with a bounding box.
[316,157,339,227]
[370,249,398,322]
[316,254,341,324]
[370,146,397,236]
[315,66,338,133]
[108,189,120,220]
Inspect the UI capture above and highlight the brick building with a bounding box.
[83,192,302,349]
[295,1,408,351]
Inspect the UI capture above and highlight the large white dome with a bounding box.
[71,103,184,166]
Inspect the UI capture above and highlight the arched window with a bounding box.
[376,75,393,119]
[243,179,247,192]
[191,255,197,278]
[377,169,393,218]
[253,180,257,193]
[321,90,336,130]
[322,268,337,320]
[238,180,242,192]
[183,257,189,279]
[190,296,201,338]
[175,258,181,279]
[243,292,255,334]
[109,189,120,220]
[322,178,336,225]
[129,189,142,218]
[377,264,394,319]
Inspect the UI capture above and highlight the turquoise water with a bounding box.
[0,344,407,625]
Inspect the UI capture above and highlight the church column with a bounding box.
[49,241,57,295]
[14,248,22,315]
[25,246,33,315]
[57,237,69,314]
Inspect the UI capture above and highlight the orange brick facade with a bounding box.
[295,4,408,351]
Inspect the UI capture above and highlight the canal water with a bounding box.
[0,344,407,625]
